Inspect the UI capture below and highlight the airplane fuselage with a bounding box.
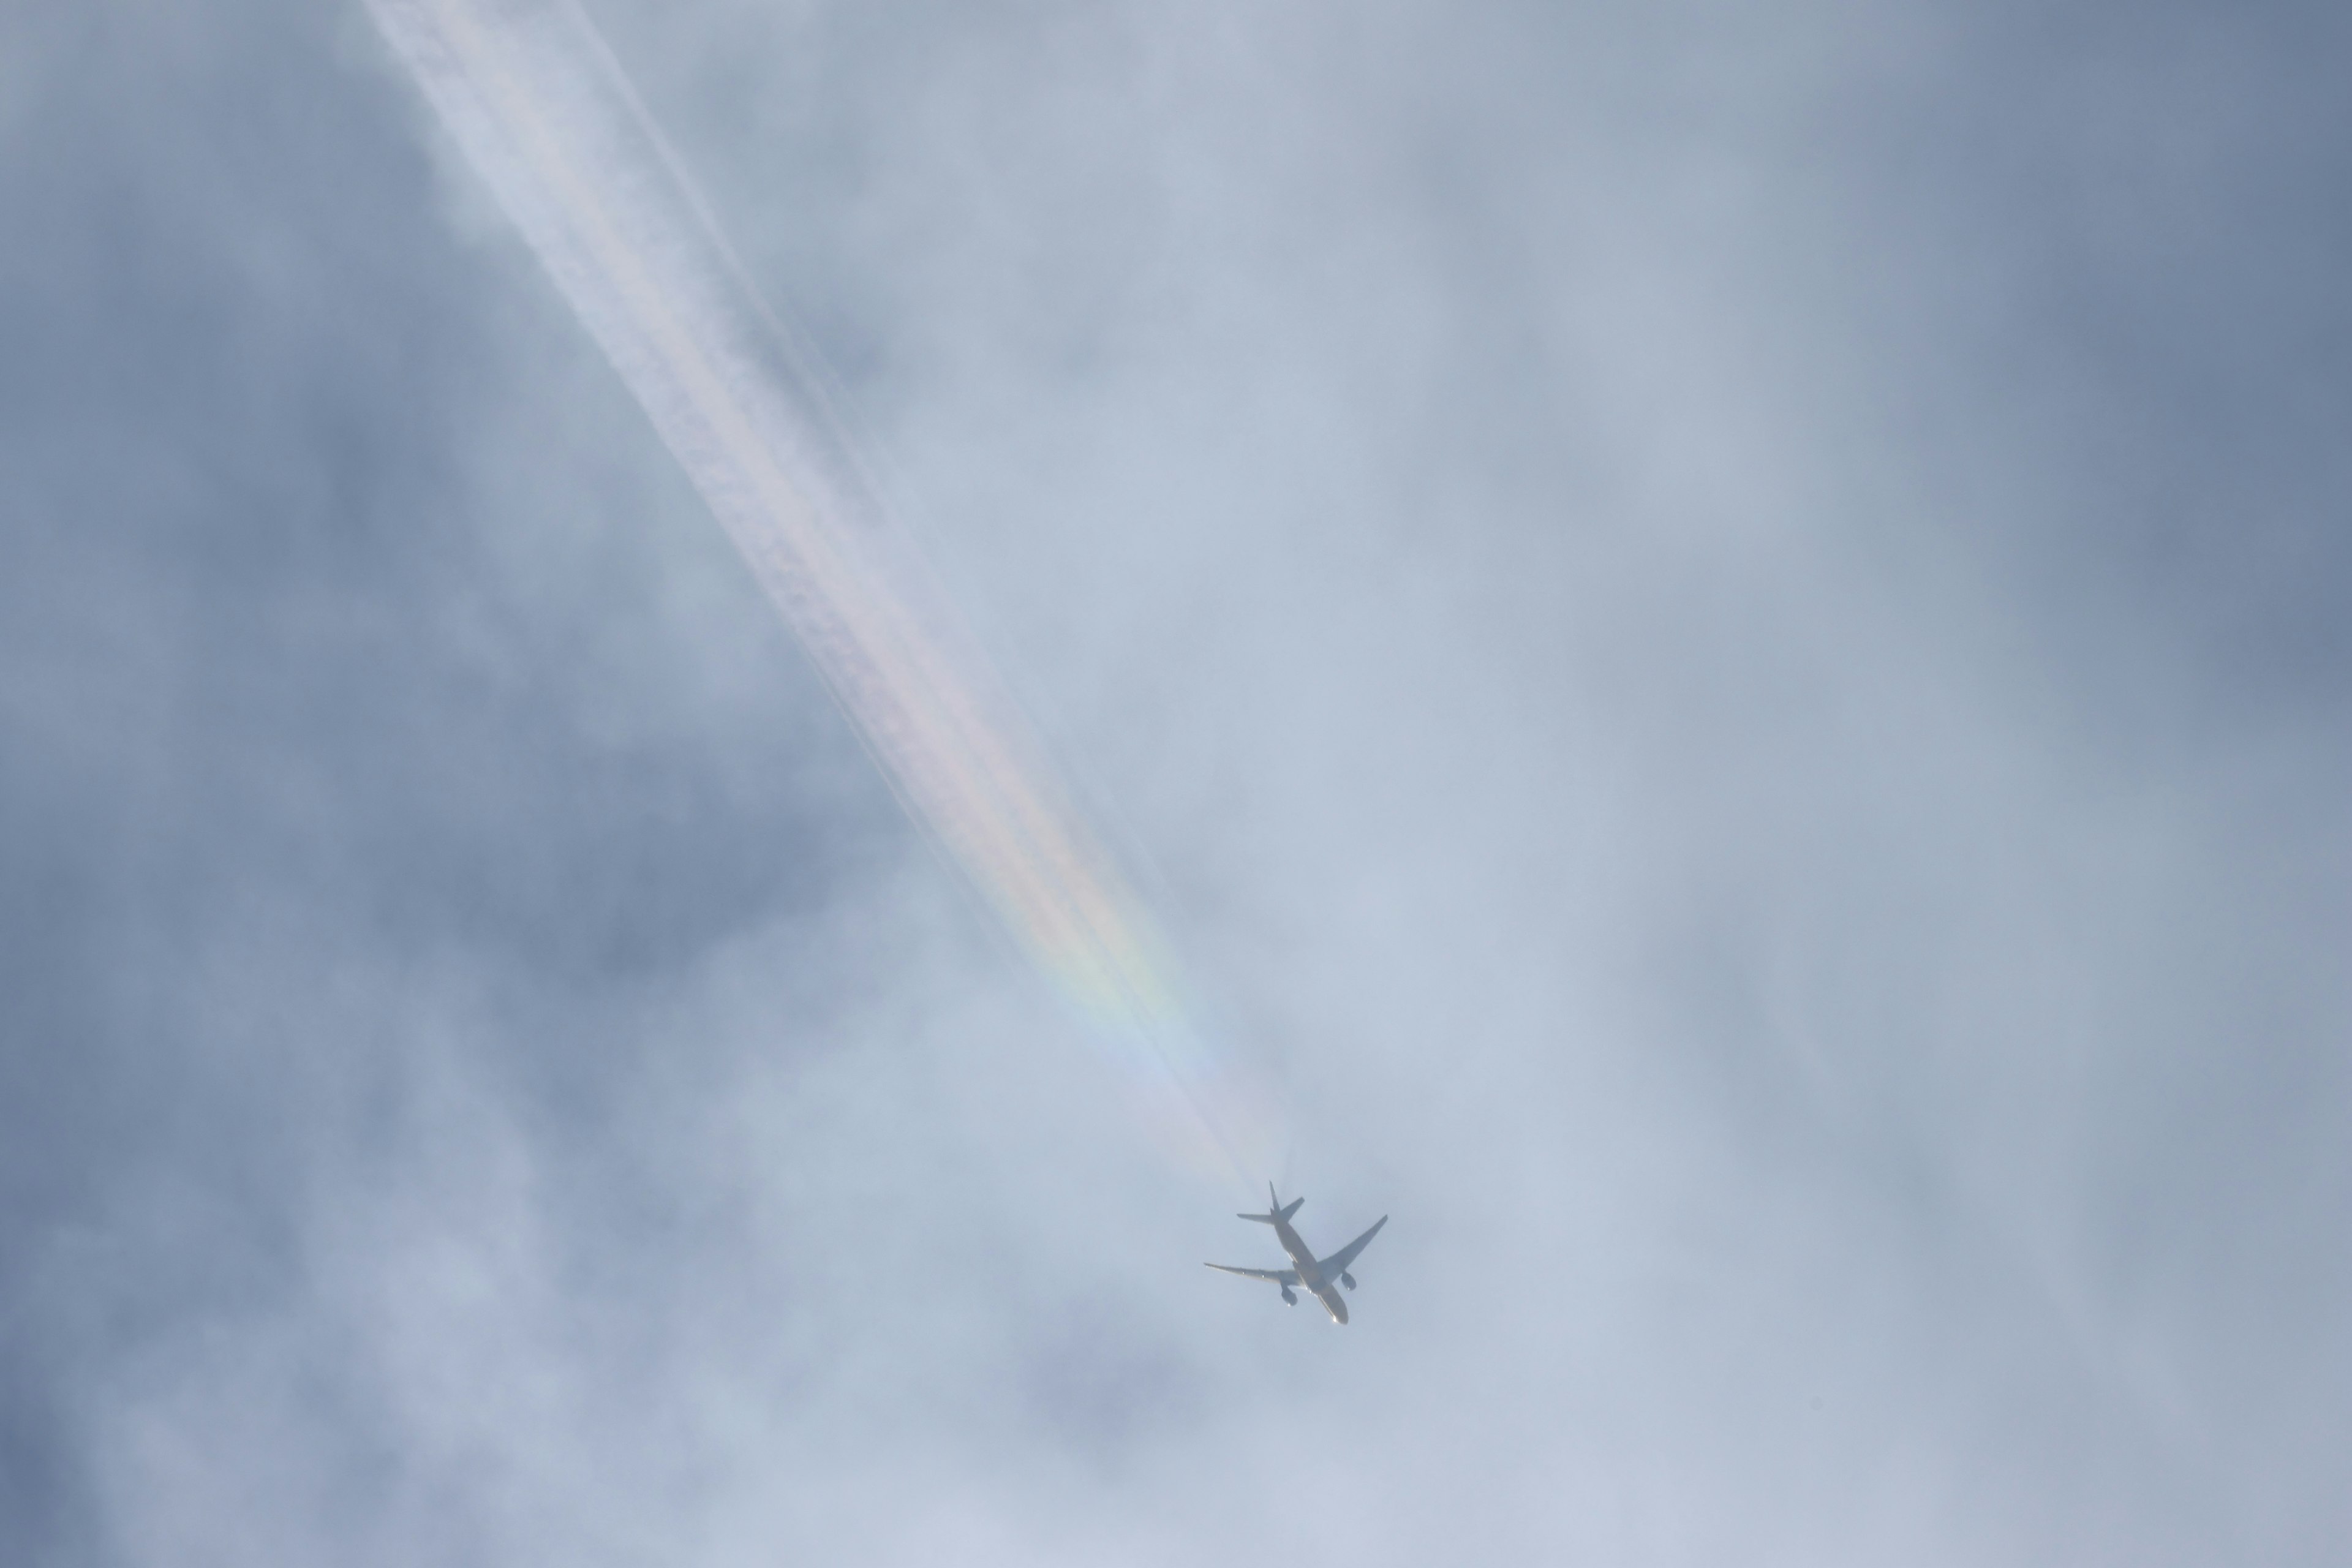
[1270,1212,1349,1324]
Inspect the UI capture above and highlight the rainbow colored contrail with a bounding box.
[366,0,1280,1186]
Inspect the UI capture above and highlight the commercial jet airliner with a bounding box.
[1207,1186,1389,1325]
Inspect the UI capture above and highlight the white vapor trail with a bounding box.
[364,0,1282,1188]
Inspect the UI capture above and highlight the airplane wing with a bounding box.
[1316,1215,1389,1277]
[1205,1262,1301,1285]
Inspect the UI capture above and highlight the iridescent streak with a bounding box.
[366,0,1276,1182]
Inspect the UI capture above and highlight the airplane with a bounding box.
[1206,1185,1389,1325]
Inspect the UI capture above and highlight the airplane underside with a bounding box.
[1206,1187,1387,1327]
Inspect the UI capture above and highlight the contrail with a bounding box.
[365,0,1280,1186]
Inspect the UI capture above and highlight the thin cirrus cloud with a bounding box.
[0,0,2346,1564]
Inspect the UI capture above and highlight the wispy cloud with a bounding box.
[2,1,2347,1563]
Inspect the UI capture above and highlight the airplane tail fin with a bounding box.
[1238,1186,1306,1224]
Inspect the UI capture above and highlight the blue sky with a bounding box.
[4,1,2348,1562]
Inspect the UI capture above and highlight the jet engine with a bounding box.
[1340,1272,1356,1291]
[1280,1286,1297,1305]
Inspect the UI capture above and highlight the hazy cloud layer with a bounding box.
[4,1,2348,1564]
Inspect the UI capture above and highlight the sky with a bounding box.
[2,1,2348,1564]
